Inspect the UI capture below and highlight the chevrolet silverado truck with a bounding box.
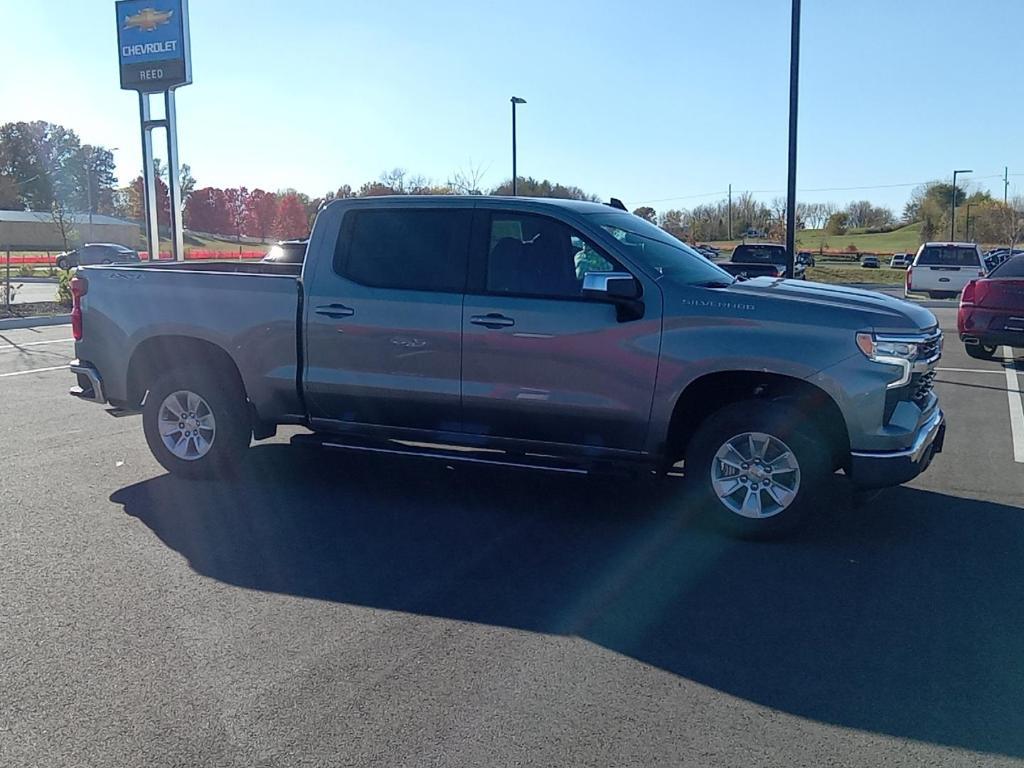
[69,197,945,537]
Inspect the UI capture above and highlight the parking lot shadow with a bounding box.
[111,445,1024,758]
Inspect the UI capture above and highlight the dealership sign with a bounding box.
[115,0,191,92]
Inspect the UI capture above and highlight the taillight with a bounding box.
[960,280,976,306]
[905,265,912,290]
[70,276,87,341]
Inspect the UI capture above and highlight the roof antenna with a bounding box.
[608,198,627,211]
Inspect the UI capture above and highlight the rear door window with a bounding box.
[334,208,471,292]
[990,256,1024,278]
[916,246,980,267]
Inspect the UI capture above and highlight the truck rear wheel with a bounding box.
[142,366,251,479]
[685,400,829,538]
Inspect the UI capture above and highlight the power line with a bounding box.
[635,173,1010,206]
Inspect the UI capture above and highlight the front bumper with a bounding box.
[848,408,945,489]
[69,360,106,404]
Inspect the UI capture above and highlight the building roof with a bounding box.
[0,210,136,226]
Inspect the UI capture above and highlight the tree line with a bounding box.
[2,120,1021,249]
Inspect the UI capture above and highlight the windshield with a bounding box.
[590,213,735,285]
[916,246,980,267]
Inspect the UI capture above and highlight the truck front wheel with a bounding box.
[142,366,251,479]
[685,400,829,538]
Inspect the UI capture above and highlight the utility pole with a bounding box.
[1005,166,1010,206]
[728,184,733,240]
[784,0,801,278]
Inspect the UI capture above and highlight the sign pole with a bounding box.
[117,0,191,262]
[139,92,161,260]
[165,89,184,261]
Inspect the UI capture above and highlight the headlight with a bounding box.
[855,332,922,388]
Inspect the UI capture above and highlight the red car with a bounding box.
[957,255,1024,359]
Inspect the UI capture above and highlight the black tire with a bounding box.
[142,365,251,479]
[684,400,830,539]
[56,257,67,270]
[965,343,997,360]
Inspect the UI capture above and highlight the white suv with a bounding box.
[905,242,985,299]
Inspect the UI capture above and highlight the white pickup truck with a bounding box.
[905,242,986,299]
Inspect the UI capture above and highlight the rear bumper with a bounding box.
[960,331,1024,349]
[848,408,945,489]
[69,360,106,404]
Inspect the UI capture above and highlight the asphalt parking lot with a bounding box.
[2,307,1023,767]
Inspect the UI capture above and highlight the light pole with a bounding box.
[511,97,526,195]
[784,0,801,278]
[951,169,971,240]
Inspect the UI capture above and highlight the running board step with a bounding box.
[290,433,594,474]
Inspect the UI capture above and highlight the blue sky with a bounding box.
[3,0,1022,212]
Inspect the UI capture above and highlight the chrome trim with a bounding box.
[851,409,944,464]
[69,360,106,404]
[582,272,634,293]
[322,442,588,474]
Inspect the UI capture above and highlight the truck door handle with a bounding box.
[470,313,515,329]
[315,303,355,319]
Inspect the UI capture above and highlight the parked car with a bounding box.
[905,242,986,299]
[957,255,1024,359]
[262,239,308,264]
[68,196,944,538]
[861,255,880,268]
[724,243,806,279]
[889,254,909,269]
[56,243,139,270]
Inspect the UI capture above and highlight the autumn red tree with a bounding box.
[183,186,230,233]
[223,187,250,240]
[245,189,279,242]
[129,175,170,226]
[274,193,308,239]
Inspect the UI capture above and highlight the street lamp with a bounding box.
[510,97,526,195]
[951,168,972,240]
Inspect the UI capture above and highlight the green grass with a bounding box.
[806,263,907,285]
[795,222,923,255]
[708,222,925,256]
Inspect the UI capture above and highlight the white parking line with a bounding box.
[0,364,68,378]
[1002,347,1024,463]
[936,367,1006,375]
[0,338,74,351]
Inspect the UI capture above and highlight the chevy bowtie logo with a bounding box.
[123,8,173,32]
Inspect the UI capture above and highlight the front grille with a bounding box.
[910,370,936,405]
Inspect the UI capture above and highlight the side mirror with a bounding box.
[582,272,640,300]
[581,272,644,321]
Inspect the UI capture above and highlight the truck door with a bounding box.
[460,210,662,452]
[303,204,471,433]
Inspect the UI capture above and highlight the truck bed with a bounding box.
[73,261,302,421]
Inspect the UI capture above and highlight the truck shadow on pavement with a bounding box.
[111,445,1024,758]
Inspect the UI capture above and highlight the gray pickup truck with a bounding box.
[69,196,945,536]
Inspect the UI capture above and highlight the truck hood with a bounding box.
[670,276,937,333]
